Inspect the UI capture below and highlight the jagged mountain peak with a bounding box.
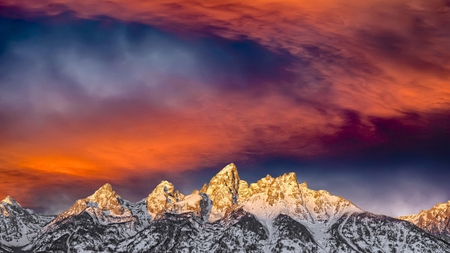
[298,184,362,223]
[299,181,308,189]
[238,180,252,200]
[400,201,450,221]
[279,172,297,182]
[153,180,175,192]
[200,183,208,193]
[147,180,182,198]
[85,183,120,203]
[1,195,20,206]
[4,162,450,252]
[206,163,241,221]
[207,163,240,191]
[197,164,360,223]
[239,172,304,221]
[239,171,361,223]
[0,196,22,217]
[245,172,301,202]
[80,183,128,216]
[0,196,56,248]
[49,183,132,225]
[146,180,184,218]
[400,200,450,243]
[144,180,211,220]
[95,183,114,194]
[216,162,238,175]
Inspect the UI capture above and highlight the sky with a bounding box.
[0,0,449,217]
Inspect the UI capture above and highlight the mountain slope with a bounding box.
[0,196,54,248]
[400,200,450,243]
[239,172,361,224]
[27,184,140,252]
[47,183,135,226]
[115,209,450,253]
[326,212,450,252]
[2,163,450,252]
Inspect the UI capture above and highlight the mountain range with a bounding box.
[1,163,449,252]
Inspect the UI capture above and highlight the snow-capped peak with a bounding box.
[144,181,212,220]
[240,172,302,205]
[186,163,361,223]
[1,195,20,206]
[239,172,303,221]
[89,183,114,197]
[399,200,450,242]
[0,196,22,217]
[239,171,361,224]
[400,200,450,223]
[84,183,124,212]
[298,183,361,223]
[49,183,132,225]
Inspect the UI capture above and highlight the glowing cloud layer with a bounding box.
[0,0,449,216]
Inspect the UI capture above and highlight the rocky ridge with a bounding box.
[1,163,449,252]
[400,200,450,243]
[0,196,54,249]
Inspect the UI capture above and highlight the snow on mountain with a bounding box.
[2,163,450,252]
[27,184,140,252]
[239,172,361,224]
[0,196,54,248]
[325,212,450,252]
[115,163,450,252]
[172,190,212,221]
[45,183,136,228]
[400,200,450,243]
[116,208,450,253]
[145,180,212,222]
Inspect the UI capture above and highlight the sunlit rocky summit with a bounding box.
[1,163,450,252]
[400,200,450,243]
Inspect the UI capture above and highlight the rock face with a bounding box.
[0,196,54,248]
[1,163,450,252]
[400,200,450,243]
[46,183,136,227]
[26,184,140,253]
[203,163,241,221]
[146,180,184,218]
[327,212,450,252]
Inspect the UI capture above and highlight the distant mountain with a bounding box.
[400,200,450,243]
[1,163,450,252]
[0,196,54,249]
[26,183,146,253]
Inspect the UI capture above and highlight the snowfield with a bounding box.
[1,163,449,252]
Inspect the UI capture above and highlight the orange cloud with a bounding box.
[1,0,450,213]
[3,0,449,118]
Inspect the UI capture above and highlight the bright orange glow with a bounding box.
[1,0,450,212]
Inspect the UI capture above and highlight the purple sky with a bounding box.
[1,0,450,217]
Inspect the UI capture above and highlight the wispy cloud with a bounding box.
[1,0,450,216]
